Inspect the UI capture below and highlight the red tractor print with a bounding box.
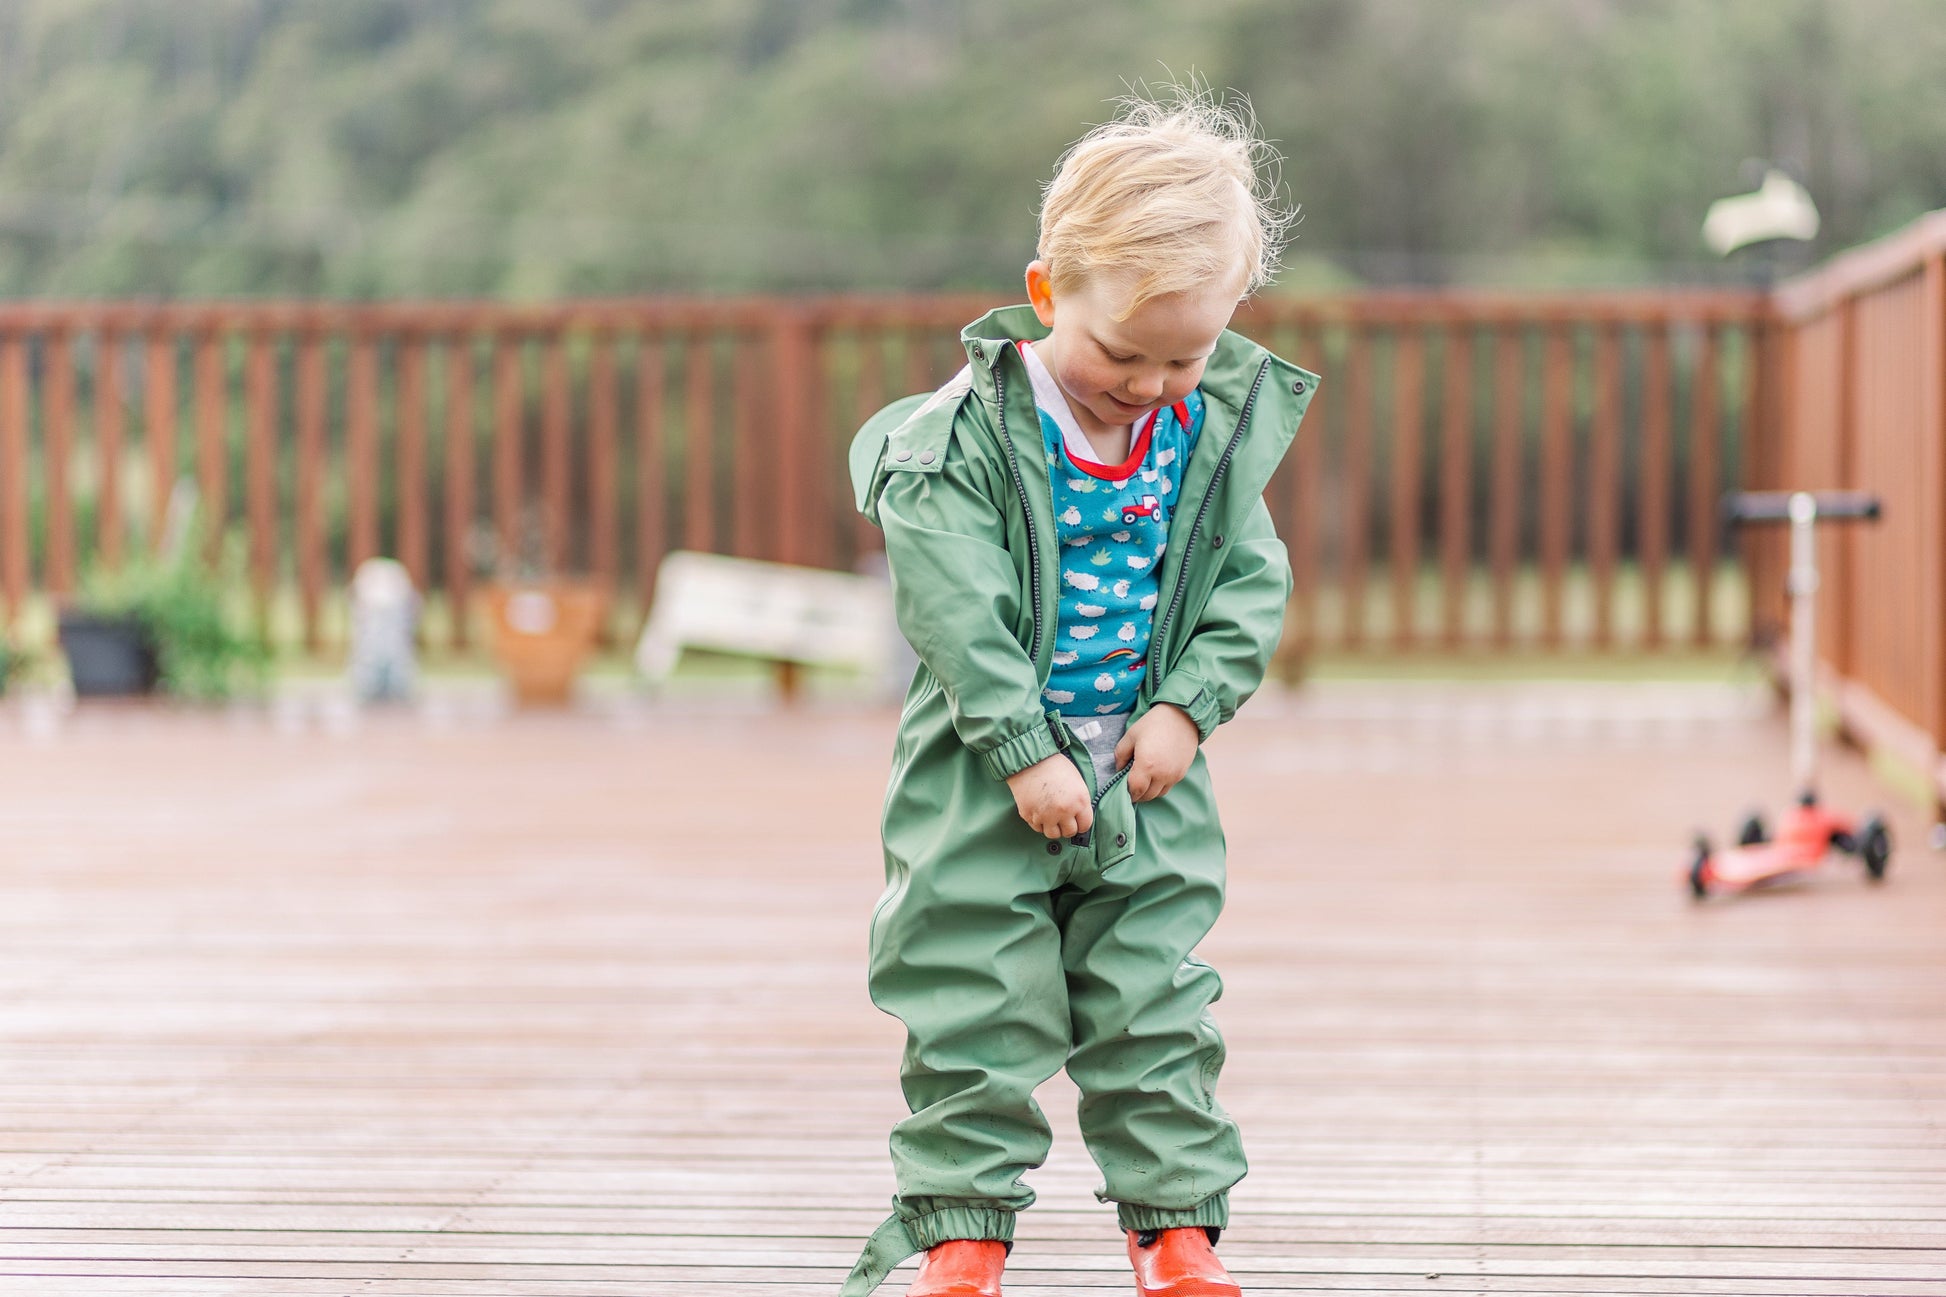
[1121,495,1164,526]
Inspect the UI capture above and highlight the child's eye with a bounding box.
[1104,349,1136,364]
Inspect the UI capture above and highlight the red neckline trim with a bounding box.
[1064,400,1190,480]
[1067,411,1154,480]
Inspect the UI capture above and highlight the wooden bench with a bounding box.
[634,550,897,703]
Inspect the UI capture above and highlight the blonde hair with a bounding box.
[1037,85,1292,319]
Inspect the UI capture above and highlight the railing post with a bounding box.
[1832,299,1858,678]
[0,329,27,627]
[245,326,277,633]
[1488,325,1522,650]
[588,328,619,639]
[1921,251,1946,792]
[1341,325,1372,649]
[145,325,177,554]
[769,307,818,569]
[634,334,667,622]
[541,330,572,572]
[194,325,228,564]
[1639,324,1671,649]
[1741,309,1788,653]
[44,325,75,595]
[396,329,429,590]
[1587,324,1620,649]
[1687,323,1720,648]
[444,330,477,651]
[683,331,716,553]
[492,329,524,564]
[97,327,126,571]
[1538,324,1572,649]
[295,324,327,653]
[346,325,380,573]
[1389,326,1423,650]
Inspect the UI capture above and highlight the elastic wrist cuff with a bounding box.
[978,722,1061,781]
[1150,670,1220,741]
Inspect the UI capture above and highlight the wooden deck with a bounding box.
[1,681,1942,1295]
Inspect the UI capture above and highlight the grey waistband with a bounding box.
[1062,711,1130,788]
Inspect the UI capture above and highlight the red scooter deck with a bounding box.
[1690,797,1889,898]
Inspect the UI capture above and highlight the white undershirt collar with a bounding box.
[1020,340,1132,466]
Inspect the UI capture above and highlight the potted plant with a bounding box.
[61,496,269,702]
[0,638,27,698]
[472,512,609,707]
[55,601,160,697]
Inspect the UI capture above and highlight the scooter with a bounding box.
[1688,490,1891,899]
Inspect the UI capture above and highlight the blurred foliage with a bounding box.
[0,635,22,693]
[0,0,1942,295]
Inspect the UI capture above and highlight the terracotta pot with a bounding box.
[483,582,608,706]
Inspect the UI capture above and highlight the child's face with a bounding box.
[1025,261,1241,437]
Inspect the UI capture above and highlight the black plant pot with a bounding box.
[58,611,160,697]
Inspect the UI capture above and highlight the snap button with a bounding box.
[918,450,936,465]
[1115,832,1127,847]
[1213,534,1225,548]
[971,343,985,362]
[895,449,913,461]
[1291,379,1307,394]
[1045,840,1061,855]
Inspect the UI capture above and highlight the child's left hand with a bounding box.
[1113,703,1200,803]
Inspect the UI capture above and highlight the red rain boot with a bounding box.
[1126,1227,1241,1297]
[906,1239,1008,1297]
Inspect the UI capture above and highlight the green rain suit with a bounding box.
[842,305,1318,1294]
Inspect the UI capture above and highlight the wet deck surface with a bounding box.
[1,680,1943,1295]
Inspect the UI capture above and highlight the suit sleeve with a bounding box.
[876,452,1060,781]
[1148,495,1292,741]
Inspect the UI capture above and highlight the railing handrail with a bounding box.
[0,287,1771,334]
[1774,208,1946,321]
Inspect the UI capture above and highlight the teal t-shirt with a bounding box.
[1020,344,1204,716]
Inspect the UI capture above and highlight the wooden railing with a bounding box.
[0,291,1772,656]
[1774,211,1946,812]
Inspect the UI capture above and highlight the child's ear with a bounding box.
[1025,261,1057,328]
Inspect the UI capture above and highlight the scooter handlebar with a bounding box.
[1721,490,1882,526]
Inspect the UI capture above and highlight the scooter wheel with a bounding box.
[1859,816,1891,881]
[1688,837,1711,900]
[1735,812,1768,847]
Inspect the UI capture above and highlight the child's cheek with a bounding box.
[1162,365,1204,405]
[1064,358,1115,401]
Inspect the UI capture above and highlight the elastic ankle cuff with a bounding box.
[1116,1193,1228,1233]
[904,1206,1016,1250]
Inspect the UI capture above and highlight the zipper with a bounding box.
[1091,762,1131,811]
[1147,358,1272,697]
[1069,756,1133,849]
[993,362,1046,667]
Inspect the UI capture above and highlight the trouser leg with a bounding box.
[1058,754,1244,1232]
[868,831,1071,1248]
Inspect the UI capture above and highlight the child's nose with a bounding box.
[1125,369,1165,401]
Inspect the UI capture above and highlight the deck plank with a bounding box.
[1,681,1942,1294]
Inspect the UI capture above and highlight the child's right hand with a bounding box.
[1005,754,1094,840]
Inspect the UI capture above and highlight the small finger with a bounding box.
[1077,804,1094,834]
